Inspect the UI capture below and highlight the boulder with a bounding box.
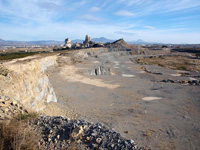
[73,42,81,49]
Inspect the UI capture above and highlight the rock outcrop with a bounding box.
[83,35,99,48]
[64,38,71,49]
[73,42,81,49]
[105,38,128,49]
[83,35,91,47]
[0,55,58,112]
[54,35,105,51]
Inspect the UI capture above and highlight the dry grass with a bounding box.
[136,55,200,72]
[0,113,39,150]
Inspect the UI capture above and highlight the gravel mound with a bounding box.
[33,116,149,150]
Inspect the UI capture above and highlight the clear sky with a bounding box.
[0,0,200,44]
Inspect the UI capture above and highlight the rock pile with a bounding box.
[160,79,200,86]
[0,94,28,121]
[141,66,162,75]
[33,116,148,150]
[86,65,111,76]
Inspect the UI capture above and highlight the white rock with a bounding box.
[122,74,135,78]
[142,97,162,101]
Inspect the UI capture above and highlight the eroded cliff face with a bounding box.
[0,55,58,112]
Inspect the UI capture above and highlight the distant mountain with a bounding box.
[0,37,163,47]
[91,37,114,43]
[71,39,84,43]
[28,40,64,45]
[127,39,163,45]
[135,39,145,44]
[0,39,64,46]
[71,37,114,44]
[127,39,147,44]
[0,38,5,42]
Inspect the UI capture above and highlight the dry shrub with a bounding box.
[0,65,9,76]
[0,114,39,150]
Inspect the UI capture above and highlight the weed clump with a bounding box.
[0,65,9,76]
[0,113,39,150]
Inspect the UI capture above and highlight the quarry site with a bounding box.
[0,36,200,150]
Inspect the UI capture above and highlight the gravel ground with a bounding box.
[47,48,200,150]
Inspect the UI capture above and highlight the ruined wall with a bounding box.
[0,55,58,112]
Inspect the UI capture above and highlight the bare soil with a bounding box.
[45,48,200,150]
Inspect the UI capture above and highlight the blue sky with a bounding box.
[0,0,200,43]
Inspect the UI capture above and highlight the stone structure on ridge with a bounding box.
[64,38,71,49]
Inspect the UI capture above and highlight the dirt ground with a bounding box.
[44,48,200,150]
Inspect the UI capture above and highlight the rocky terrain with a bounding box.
[33,116,147,150]
[0,94,28,122]
[0,39,200,150]
[47,41,200,150]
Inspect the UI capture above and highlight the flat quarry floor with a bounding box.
[48,51,200,150]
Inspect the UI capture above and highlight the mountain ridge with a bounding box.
[0,37,163,46]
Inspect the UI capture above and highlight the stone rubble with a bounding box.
[159,79,200,86]
[86,65,111,76]
[0,94,28,122]
[33,116,149,150]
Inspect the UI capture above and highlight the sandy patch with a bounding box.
[122,74,135,78]
[41,102,78,119]
[139,71,146,73]
[59,65,119,89]
[113,61,120,66]
[142,97,162,101]
[190,77,197,80]
[93,61,100,64]
[124,61,133,64]
[171,74,181,77]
